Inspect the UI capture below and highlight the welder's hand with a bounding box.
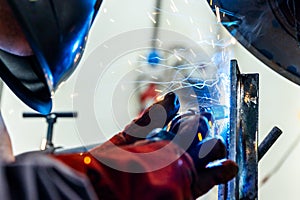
[168,111,213,149]
[96,92,180,151]
[189,138,238,197]
[86,93,237,199]
[86,135,237,199]
[167,112,238,197]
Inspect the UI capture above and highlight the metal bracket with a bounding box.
[219,59,259,200]
[218,60,283,199]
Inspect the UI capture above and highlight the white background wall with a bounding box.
[2,0,300,199]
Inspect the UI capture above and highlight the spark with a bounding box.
[139,54,147,60]
[198,132,203,141]
[189,16,194,24]
[173,50,183,61]
[170,0,178,12]
[151,76,159,80]
[127,48,230,111]
[40,139,47,151]
[155,38,163,47]
[74,52,81,63]
[166,18,171,26]
[215,6,221,23]
[147,12,157,24]
[133,68,220,96]
[211,39,215,48]
[189,49,197,58]
[197,28,202,40]
[110,18,115,23]
[156,95,164,101]
[135,69,144,74]
[170,4,176,12]
[70,93,78,98]
[209,25,213,33]
[208,121,213,128]
[128,59,132,66]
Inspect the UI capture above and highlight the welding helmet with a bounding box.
[0,0,102,114]
[208,0,300,85]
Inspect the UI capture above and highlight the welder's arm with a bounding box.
[55,139,237,200]
[54,92,238,199]
[0,112,15,163]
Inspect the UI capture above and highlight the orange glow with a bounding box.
[84,156,92,165]
[197,132,203,141]
[208,121,213,128]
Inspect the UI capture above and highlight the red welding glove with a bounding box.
[54,92,238,200]
[96,92,180,150]
[162,110,238,197]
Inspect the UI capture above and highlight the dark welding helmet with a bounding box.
[208,0,300,85]
[0,0,102,114]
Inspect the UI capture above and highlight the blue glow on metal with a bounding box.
[72,40,80,53]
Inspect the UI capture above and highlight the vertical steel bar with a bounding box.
[219,60,259,200]
[237,73,259,199]
[219,59,238,200]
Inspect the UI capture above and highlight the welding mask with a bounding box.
[0,0,102,114]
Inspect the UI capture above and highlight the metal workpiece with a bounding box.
[218,60,239,200]
[258,126,282,162]
[236,72,259,200]
[219,60,259,200]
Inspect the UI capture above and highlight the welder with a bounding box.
[0,0,238,199]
